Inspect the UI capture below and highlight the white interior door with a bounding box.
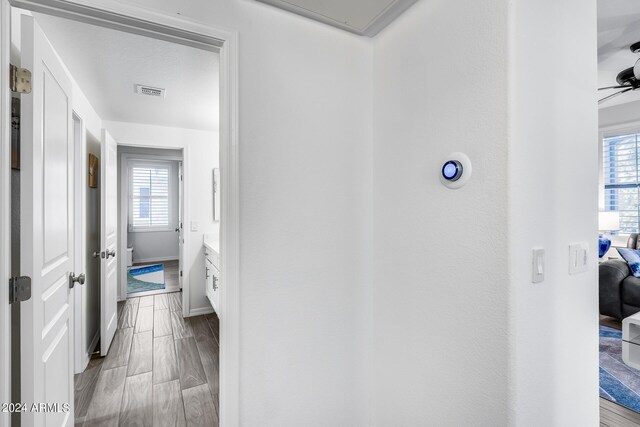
[100,129,118,356]
[178,161,184,288]
[20,15,74,426]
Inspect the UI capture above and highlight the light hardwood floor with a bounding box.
[74,292,219,426]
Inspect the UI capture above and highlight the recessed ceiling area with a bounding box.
[598,0,640,108]
[32,12,219,131]
[255,0,417,37]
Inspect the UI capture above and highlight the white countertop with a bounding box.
[203,233,219,254]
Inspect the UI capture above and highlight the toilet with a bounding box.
[127,246,134,267]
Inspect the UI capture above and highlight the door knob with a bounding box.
[106,249,116,258]
[69,272,85,288]
[175,227,180,232]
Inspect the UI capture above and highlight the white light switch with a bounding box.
[532,248,545,283]
[191,221,199,232]
[569,242,589,275]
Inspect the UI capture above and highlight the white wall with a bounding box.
[12,0,601,425]
[599,100,640,129]
[509,0,599,425]
[107,122,217,313]
[372,0,599,425]
[372,0,510,424]
[118,146,180,263]
[102,1,373,424]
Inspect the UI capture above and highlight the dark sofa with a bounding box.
[600,233,640,319]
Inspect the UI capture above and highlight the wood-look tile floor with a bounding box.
[128,260,181,298]
[74,292,219,426]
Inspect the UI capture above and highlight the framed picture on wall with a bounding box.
[213,168,220,221]
[88,154,99,188]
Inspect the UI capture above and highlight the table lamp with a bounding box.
[599,211,621,258]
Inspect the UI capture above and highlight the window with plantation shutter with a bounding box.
[603,132,640,234]
[129,162,171,231]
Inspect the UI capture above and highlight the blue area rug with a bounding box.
[600,325,640,412]
[127,264,165,294]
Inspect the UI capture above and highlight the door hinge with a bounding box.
[9,64,32,94]
[179,270,183,277]
[9,276,31,304]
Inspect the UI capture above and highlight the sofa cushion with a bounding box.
[601,260,630,319]
[617,248,640,277]
[623,275,640,309]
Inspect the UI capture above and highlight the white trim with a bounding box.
[2,3,240,426]
[80,328,100,372]
[188,306,214,317]
[119,147,187,311]
[72,111,85,375]
[0,1,12,426]
[218,28,240,427]
[132,256,178,264]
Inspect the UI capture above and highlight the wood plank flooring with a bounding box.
[600,316,640,426]
[75,292,219,426]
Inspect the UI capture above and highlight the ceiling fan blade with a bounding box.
[598,85,631,91]
[599,87,634,104]
[635,58,640,80]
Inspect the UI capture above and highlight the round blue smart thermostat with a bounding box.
[442,160,463,182]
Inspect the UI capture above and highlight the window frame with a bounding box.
[600,122,640,236]
[127,159,174,233]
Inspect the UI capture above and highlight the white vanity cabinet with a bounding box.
[204,243,220,315]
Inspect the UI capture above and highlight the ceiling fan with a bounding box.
[599,42,640,104]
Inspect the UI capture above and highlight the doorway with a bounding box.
[118,147,184,299]
[1,1,238,426]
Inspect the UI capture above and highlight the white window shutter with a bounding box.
[129,164,171,230]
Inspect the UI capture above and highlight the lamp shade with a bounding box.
[599,211,621,232]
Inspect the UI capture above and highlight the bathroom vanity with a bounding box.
[203,234,220,315]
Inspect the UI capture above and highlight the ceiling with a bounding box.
[598,0,640,108]
[255,0,417,36]
[33,13,219,131]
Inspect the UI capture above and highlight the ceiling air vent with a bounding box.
[135,84,166,98]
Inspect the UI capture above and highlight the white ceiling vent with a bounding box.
[135,84,166,98]
[255,0,417,37]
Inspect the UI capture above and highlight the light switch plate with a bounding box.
[191,221,199,232]
[569,242,589,275]
[532,248,545,283]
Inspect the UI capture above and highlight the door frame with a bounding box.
[0,1,240,426]
[119,149,185,304]
[0,2,12,426]
[72,111,89,374]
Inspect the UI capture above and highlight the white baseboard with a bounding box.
[80,330,100,373]
[88,329,100,355]
[133,256,178,264]
[188,306,214,317]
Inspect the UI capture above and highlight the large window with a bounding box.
[129,162,171,231]
[603,132,640,234]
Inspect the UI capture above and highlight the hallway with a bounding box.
[74,293,219,426]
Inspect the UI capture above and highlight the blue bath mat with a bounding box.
[600,325,640,413]
[127,264,165,294]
